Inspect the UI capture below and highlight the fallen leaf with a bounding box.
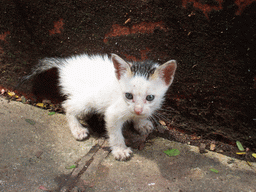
[199,143,207,153]
[48,111,56,115]
[236,152,246,155]
[216,149,224,153]
[246,161,252,167]
[21,96,26,104]
[164,148,180,157]
[191,135,201,140]
[236,141,245,151]
[8,91,15,97]
[65,165,76,169]
[36,103,45,108]
[25,119,36,125]
[209,168,219,173]
[159,120,166,126]
[210,143,216,151]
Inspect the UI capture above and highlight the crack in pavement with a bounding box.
[59,138,110,192]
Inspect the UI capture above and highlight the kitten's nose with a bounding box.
[134,106,143,115]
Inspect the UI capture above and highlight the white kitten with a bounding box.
[27,54,177,160]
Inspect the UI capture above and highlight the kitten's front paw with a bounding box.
[71,126,89,141]
[112,147,133,161]
[134,119,154,135]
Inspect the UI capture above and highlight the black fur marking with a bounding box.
[130,60,158,79]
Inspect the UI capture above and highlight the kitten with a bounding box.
[25,54,177,160]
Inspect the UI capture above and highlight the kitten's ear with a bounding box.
[111,54,132,80]
[152,60,177,86]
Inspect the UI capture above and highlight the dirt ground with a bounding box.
[0,0,255,158]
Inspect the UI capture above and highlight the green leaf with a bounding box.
[236,141,245,151]
[210,168,219,173]
[48,111,56,115]
[21,96,26,104]
[65,165,76,169]
[164,149,180,157]
[25,119,36,125]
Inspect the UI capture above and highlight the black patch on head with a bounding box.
[130,60,158,79]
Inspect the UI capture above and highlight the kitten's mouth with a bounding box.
[132,112,147,118]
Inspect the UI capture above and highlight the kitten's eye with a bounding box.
[125,93,133,100]
[146,95,155,101]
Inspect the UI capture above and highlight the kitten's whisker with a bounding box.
[153,112,172,124]
[157,113,173,122]
[117,111,129,121]
[147,116,154,123]
[148,115,160,126]
[158,106,178,112]
[156,109,175,113]
[152,114,163,124]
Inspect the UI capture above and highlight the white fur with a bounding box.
[49,54,176,160]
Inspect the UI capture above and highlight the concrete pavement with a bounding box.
[0,97,255,192]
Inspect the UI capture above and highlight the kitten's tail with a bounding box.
[14,58,62,90]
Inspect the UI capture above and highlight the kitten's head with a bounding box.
[112,54,177,118]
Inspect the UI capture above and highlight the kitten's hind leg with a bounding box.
[66,113,89,140]
[63,100,89,141]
